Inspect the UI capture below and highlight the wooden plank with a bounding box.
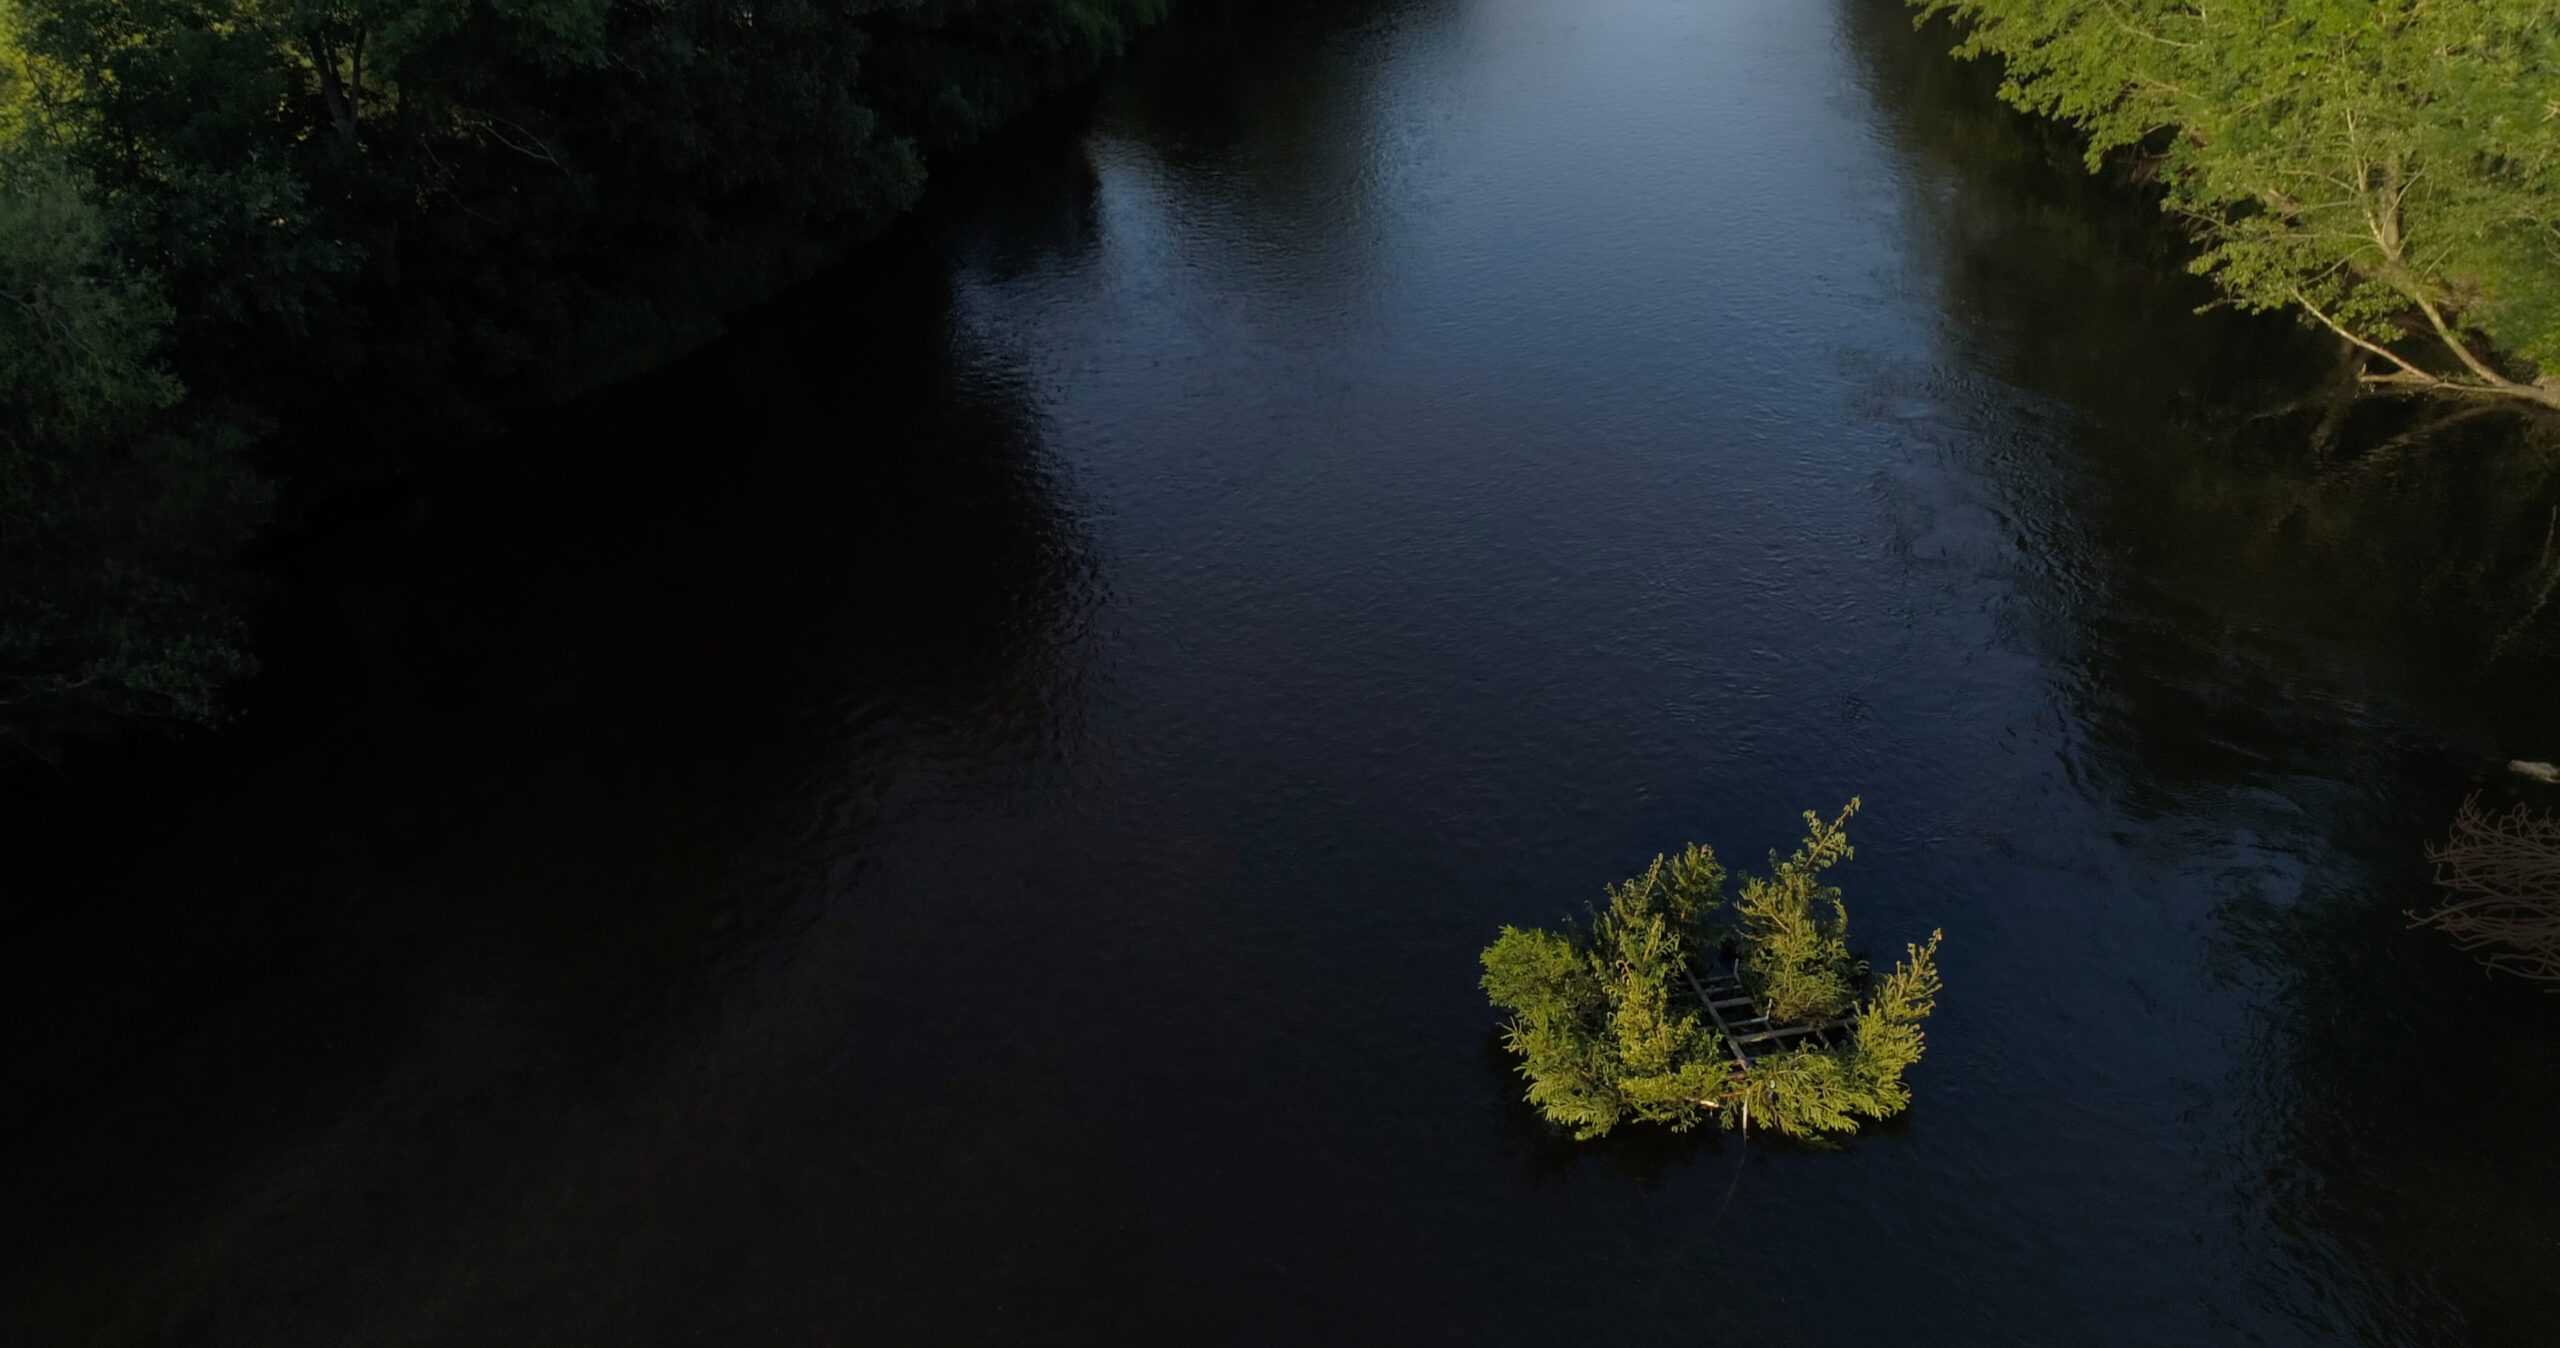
[1687,955,1856,1065]
[1683,964,1753,1069]
[1729,1019,1850,1048]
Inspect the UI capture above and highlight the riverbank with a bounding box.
[1,0,1178,749]
[1912,0,2560,407]
[4,3,2557,1342]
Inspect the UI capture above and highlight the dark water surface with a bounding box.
[9,1,2560,1343]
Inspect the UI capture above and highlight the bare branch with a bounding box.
[2415,795,2560,985]
[2291,287,2432,381]
[2408,291,2559,407]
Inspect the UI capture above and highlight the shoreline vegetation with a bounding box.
[8,1,2560,751]
[1912,0,2560,410]
[1,0,1174,750]
[1480,802,1946,1142]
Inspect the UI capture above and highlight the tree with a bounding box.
[1480,844,1731,1140]
[0,142,266,741]
[0,0,1181,747]
[1913,0,2560,409]
[1718,930,1942,1139]
[1731,800,1861,1024]
[1480,807,1946,1142]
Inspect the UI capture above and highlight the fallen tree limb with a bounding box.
[2415,794,2560,986]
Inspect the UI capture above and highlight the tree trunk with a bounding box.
[308,33,361,149]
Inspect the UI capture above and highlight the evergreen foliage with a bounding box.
[1732,801,1859,1024]
[1911,0,2560,409]
[1480,803,1946,1142]
[1481,844,1730,1139]
[1718,930,1942,1139]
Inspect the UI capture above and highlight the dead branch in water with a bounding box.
[2416,795,2560,985]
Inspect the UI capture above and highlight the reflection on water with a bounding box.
[4,0,2559,1344]
[0,251,1103,1343]
[1844,5,2560,1342]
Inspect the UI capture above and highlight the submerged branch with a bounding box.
[2415,795,2560,985]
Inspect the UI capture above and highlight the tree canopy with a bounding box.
[1914,0,2560,409]
[0,0,1172,747]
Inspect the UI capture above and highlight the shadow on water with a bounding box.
[8,2,2560,1344]
[1842,0,2560,683]
[1842,4,2560,1343]
[0,187,1101,1342]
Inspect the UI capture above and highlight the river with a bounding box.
[5,0,2558,1343]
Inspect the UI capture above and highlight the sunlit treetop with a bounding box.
[1915,0,2560,407]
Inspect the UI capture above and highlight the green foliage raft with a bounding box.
[0,0,1173,748]
[1913,0,2560,409]
[1480,801,1945,1141]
